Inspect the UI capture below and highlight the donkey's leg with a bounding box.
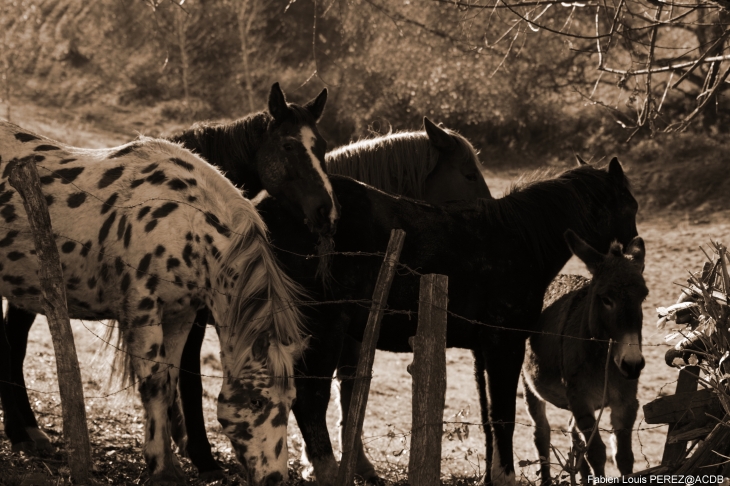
[6,305,52,451]
[473,349,493,483]
[523,375,552,485]
[609,391,638,475]
[567,398,607,478]
[126,306,192,485]
[177,308,224,480]
[0,304,34,451]
[336,335,381,484]
[480,332,526,486]
[569,417,591,481]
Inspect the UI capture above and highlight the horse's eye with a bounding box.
[283,143,294,152]
[250,398,265,410]
[601,296,615,309]
[465,173,479,182]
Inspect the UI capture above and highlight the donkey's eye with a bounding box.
[601,296,615,309]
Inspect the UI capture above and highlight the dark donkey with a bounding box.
[0,82,336,459]
[248,159,638,486]
[521,230,647,485]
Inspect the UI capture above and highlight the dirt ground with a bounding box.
[1,104,728,485]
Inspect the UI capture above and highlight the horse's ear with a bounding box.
[624,236,646,271]
[251,332,271,363]
[424,117,456,151]
[565,229,604,274]
[268,82,291,121]
[304,88,328,121]
[608,157,625,179]
[575,154,588,166]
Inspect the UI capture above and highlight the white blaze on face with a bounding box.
[613,332,643,371]
[300,126,338,226]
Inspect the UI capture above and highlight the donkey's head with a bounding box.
[565,229,648,379]
[257,83,339,237]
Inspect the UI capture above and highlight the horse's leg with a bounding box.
[480,332,526,486]
[522,375,552,486]
[6,305,52,452]
[0,303,34,452]
[125,306,192,485]
[473,349,493,483]
[292,316,345,486]
[609,389,638,475]
[567,395,607,478]
[177,308,224,480]
[336,335,381,484]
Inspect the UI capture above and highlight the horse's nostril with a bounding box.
[264,471,284,486]
[318,204,329,219]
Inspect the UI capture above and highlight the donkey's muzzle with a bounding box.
[620,356,645,380]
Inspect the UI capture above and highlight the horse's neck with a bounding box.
[172,120,265,196]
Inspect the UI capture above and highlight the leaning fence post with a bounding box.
[8,158,93,484]
[336,229,406,486]
[408,273,448,486]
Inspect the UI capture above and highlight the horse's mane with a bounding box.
[325,129,478,200]
[215,209,306,386]
[470,165,631,271]
[169,105,320,188]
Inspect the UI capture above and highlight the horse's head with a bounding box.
[256,83,339,237]
[568,157,639,253]
[566,229,647,379]
[217,332,303,486]
[422,117,492,203]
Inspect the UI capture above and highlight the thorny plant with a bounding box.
[659,241,730,417]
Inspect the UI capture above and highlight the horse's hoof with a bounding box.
[11,441,37,454]
[150,464,188,485]
[362,473,385,485]
[25,428,54,455]
[197,469,226,482]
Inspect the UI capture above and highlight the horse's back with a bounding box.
[0,122,248,319]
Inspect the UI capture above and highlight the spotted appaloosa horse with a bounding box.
[522,230,646,485]
[0,82,337,478]
[0,123,306,485]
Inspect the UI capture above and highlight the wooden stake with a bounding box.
[408,274,448,486]
[336,229,406,486]
[8,158,93,484]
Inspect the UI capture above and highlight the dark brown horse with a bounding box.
[521,230,646,484]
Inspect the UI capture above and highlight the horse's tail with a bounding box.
[220,221,307,385]
[102,320,136,393]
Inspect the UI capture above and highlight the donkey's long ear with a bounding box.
[268,83,291,122]
[624,236,646,271]
[575,154,588,166]
[565,229,604,274]
[304,88,328,121]
[251,332,271,363]
[608,157,625,180]
[424,117,456,151]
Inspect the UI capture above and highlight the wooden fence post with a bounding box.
[408,274,448,486]
[8,159,93,484]
[337,229,406,486]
